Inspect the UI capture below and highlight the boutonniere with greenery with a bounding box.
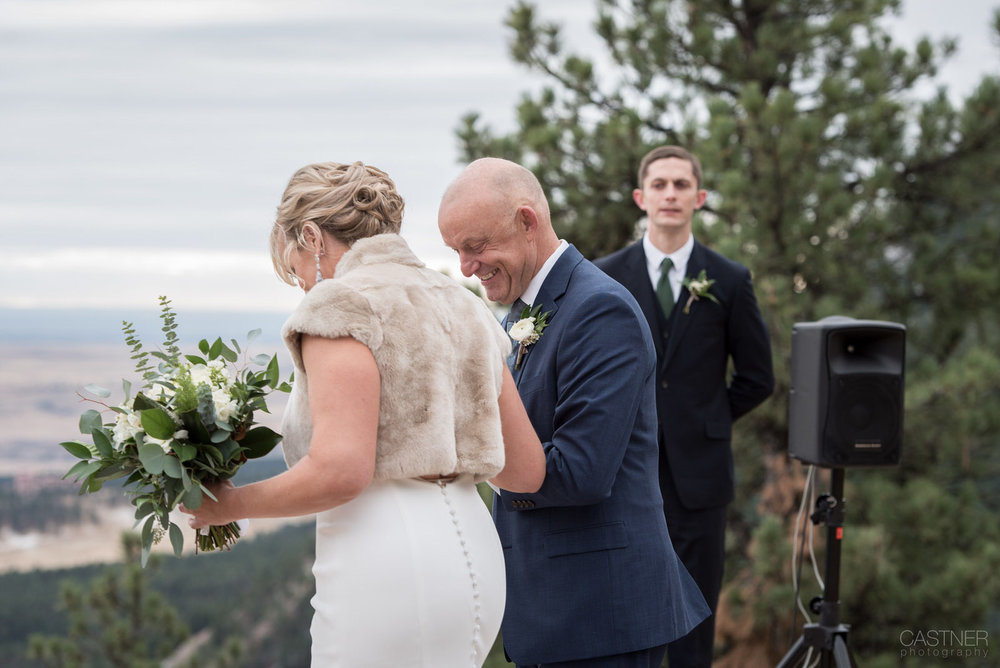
[682,270,720,314]
[508,304,551,370]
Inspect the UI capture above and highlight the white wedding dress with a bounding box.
[309,476,505,667]
[277,234,515,666]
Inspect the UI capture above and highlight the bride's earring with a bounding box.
[314,252,324,283]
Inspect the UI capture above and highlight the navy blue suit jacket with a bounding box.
[496,245,709,665]
[595,240,774,510]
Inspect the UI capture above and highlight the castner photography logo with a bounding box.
[899,629,990,660]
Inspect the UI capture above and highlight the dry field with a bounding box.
[0,342,298,573]
[0,500,310,573]
[0,342,289,472]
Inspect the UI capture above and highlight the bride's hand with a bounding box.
[179,479,238,529]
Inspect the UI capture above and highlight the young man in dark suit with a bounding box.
[438,157,709,667]
[595,146,775,667]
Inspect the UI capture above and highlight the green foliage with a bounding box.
[842,473,1000,662]
[62,299,292,562]
[122,320,153,383]
[155,295,182,369]
[26,534,190,668]
[2,516,313,668]
[458,0,1000,661]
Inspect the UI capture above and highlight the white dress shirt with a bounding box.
[643,232,694,304]
[517,239,570,306]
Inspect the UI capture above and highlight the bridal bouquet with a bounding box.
[62,297,291,565]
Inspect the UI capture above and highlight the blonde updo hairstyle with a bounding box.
[270,161,405,285]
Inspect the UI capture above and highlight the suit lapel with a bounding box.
[510,245,578,381]
[502,301,525,372]
[662,241,707,368]
[616,243,666,357]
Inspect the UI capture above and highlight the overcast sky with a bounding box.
[1,0,997,315]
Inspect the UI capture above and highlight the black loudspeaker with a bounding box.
[788,316,905,468]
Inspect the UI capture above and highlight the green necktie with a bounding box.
[657,257,674,317]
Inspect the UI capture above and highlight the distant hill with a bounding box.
[0,307,290,345]
[0,310,295,474]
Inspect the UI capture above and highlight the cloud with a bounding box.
[1,0,994,316]
[0,246,299,311]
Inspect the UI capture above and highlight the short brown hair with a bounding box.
[637,146,703,189]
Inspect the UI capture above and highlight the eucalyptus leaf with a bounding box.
[79,409,103,436]
[162,454,184,480]
[246,328,261,345]
[181,484,203,509]
[215,438,240,462]
[93,462,129,482]
[83,383,111,398]
[169,522,184,557]
[60,440,94,460]
[198,338,210,354]
[196,384,217,430]
[219,343,238,363]
[199,481,219,502]
[137,440,168,475]
[163,480,183,513]
[134,502,153,520]
[140,407,177,440]
[64,459,101,482]
[173,442,197,462]
[91,428,114,458]
[140,516,155,567]
[201,443,224,465]
[208,337,223,360]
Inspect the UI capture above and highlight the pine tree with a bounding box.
[26,533,190,667]
[25,532,248,667]
[457,1,1000,662]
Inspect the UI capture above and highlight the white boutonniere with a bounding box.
[682,270,720,314]
[509,304,551,370]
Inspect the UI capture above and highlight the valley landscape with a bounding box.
[0,340,295,573]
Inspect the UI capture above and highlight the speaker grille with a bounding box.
[823,374,902,466]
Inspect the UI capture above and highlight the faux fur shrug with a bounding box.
[279,233,511,482]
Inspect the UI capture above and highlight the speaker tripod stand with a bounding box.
[777,468,858,668]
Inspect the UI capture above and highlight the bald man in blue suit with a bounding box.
[439,157,708,667]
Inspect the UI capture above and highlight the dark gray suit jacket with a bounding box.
[595,239,774,509]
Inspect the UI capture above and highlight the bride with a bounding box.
[182,161,545,666]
